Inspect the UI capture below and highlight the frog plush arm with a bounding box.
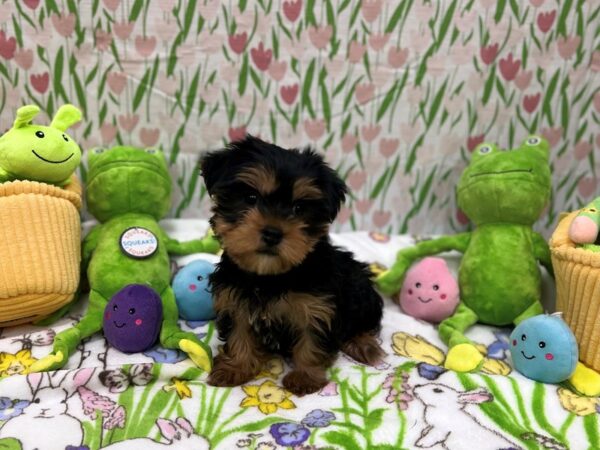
[82,224,102,270]
[532,232,554,279]
[29,290,107,372]
[164,230,220,255]
[377,233,472,296]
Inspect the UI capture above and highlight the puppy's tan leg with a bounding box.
[283,332,334,396]
[341,332,385,365]
[208,321,266,387]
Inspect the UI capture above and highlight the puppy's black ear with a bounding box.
[325,169,348,222]
[200,149,231,194]
[303,147,348,222]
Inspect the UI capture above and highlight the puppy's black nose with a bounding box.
[261,226,283,246]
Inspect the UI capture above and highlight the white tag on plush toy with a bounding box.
[120,227,158,259]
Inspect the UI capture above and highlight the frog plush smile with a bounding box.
[0,104,82,185]
[31,146,220,373]
[377,135,600,395]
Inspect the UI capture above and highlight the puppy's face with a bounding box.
[201,136,347,275]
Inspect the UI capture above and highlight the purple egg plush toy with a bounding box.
[398,257,459,323]
[103,284,163,353]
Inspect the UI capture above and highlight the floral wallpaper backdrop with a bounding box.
[0,0,598,234]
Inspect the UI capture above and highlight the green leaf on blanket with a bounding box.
[230,417,286,433]
[365,408,385,431]
[323,430,362,450]
[584,414,600,449]
[0,438,21,450]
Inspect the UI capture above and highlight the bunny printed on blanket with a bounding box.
[413,383,521,450]
[101,417,209,449]
[0,368,93,450]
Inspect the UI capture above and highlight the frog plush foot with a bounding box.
[567,362,600,397]
[28,351,65,373]
[180,339,212,372]
[444,343,485,372]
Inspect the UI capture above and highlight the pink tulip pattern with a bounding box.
[0,0,596,235]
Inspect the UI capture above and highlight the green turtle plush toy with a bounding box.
[0,104,82,185]
[30,146,220,373]
[377,135,600,395]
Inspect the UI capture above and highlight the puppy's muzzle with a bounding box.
[261,226,283,247]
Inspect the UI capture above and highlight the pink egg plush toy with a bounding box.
[398,257,459,323]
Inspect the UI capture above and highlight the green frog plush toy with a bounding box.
[31,146,220,373]
[377,135,600,395]
[0,104,82,185]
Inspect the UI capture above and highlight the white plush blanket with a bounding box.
[0,220,596,450]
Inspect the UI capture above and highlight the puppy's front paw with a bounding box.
[208,355,255,387]
[283,370,327,396]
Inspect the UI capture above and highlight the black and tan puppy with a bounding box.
[200,135,384,395]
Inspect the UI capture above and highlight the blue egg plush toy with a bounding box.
[173,259,216,321]
[510,313,578,384]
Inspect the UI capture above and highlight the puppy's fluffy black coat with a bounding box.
[201,136,384,395]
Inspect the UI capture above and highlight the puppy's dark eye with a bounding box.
[62,134,69,142]
[292,203,303,216]
[245,194,258,205]
[34,398,40,404]
[35,131,45,138]
[128,308,136,315]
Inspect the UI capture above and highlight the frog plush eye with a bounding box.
[145,147,161,154]
[525,136,541,146]
[35,131,45,138]
[62,134,69,142]
[93,147,106,154]
[478,145,492,155]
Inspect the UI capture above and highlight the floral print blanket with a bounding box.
[0,220,598,450]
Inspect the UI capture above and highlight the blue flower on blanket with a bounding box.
[185,320,210,329]
[269,422,310,446]
[143,345,187,364]
[301,409,336,427]
[417,363,446,381]
[486,331,511,360]
[0,397,29,420]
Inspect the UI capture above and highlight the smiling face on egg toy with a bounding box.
[173,259,216,321]
[509,314,578,384]
[398,257,460,323]
[103,284,163,353]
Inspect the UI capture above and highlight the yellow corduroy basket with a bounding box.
[0,177,82,326]
[550,210,600,372]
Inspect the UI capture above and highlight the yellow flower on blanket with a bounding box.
[557,387,600,416]
[240,380,296,415]
[163,377,192,399]
[392,332,445,365]
[256,358,284,380]
[481,358,511,376]
[0,350,36,377]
